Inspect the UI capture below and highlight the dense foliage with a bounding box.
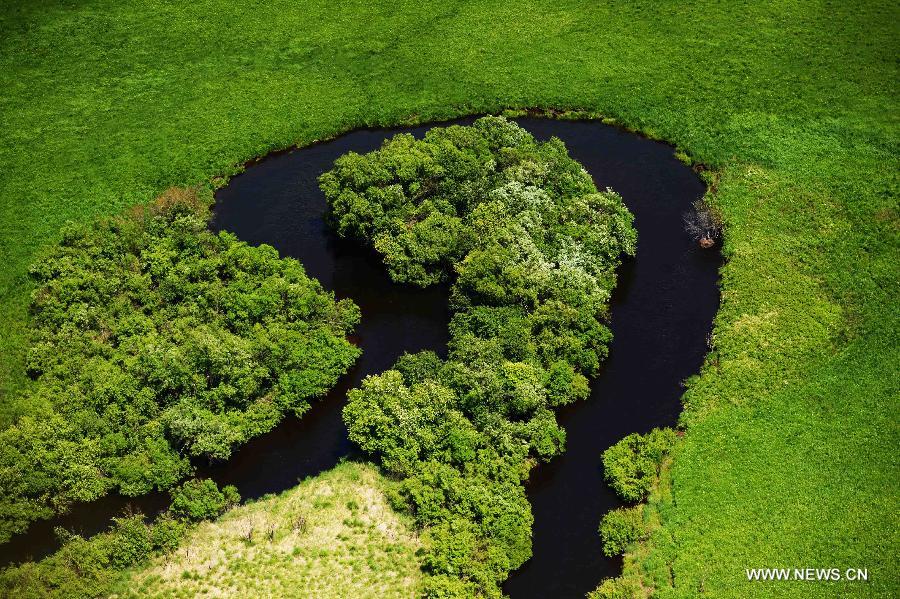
[601,428,677,503]
[598,505,646,557]
[323,117,636,596]
[0,190,361,542]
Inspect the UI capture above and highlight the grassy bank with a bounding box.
[1,0,897,596]
[115,462,424,598]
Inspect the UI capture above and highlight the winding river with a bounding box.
[1,117,720,598]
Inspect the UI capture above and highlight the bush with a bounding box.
[170,478,240,522]
[587,576,644,599]
[602,428,677,502]
[0,188,360,541]
[149,514,187,552]
[421,574,477,599]
[599,505,646,557]
[329,117,636,595]
[107,515,153,569]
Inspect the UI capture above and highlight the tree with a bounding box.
[683,198,723,248]
[602,428,677,503]
[598,505,646,557]
[169,478,240,522]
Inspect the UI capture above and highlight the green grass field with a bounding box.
[1,0,897,596]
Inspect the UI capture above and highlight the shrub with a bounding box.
[587,575,644,599]
[599,505,646,557]
[107,515,153,568]
[602,428,677,502]
[421,574,477,599]
[149,514,187,552]
[170,478,240,522]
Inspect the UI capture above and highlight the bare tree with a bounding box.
[683,199,723,248]
[292,513,308,534]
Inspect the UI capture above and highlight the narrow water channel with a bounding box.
[1,118,720,599]
[501,119,720,597]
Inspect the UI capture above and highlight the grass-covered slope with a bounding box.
[116,462,424,599]
[0,1,897,597]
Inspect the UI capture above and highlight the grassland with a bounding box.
[1,0,897,596]
[114,462,424,598]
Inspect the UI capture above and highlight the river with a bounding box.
[1,117,720,599]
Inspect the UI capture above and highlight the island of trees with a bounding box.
[321,116,636,596]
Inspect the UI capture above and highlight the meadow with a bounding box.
[1,1,897,597]
[114,462,424,598]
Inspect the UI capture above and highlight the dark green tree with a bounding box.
[169,478,240,522]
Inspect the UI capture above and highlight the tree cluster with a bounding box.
[321,117,636,596]
[0,189,361,542]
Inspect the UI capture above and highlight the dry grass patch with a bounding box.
[114,462,424,599]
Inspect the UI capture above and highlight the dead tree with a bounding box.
[683,199,723,248]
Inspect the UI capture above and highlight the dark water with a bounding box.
[1,117,720,599]
[501,119,720,597]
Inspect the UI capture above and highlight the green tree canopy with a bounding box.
[323,117,636,596]
[0,189,361,542]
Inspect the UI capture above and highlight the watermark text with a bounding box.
[746,568,868,582]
